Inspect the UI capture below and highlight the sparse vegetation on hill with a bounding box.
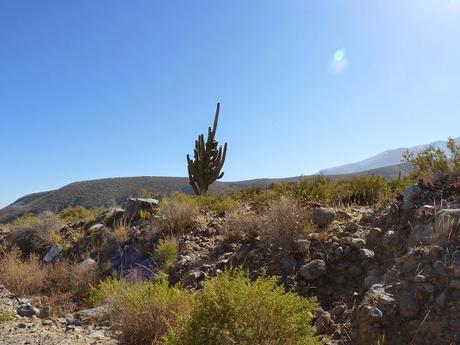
[403,137,460,179]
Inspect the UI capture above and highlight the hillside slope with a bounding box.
[0,176,297,223]
[0,163,410,224]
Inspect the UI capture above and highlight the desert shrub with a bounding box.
[165,269,321,345]
[0,311,13,323]
[157,193,199,235]
[9,211,63,254]
[90,278,192,345]
[260,197,312,253]
[224,208,263,242]
[332,175,391,205]
[154,237,178,271]
[45,260,98,305]
[0,248,46,296]
[193,194,241,213]
[271,175,397,206]
[9,213,36,227]
[58,207,104,223]
[403,138,460,179]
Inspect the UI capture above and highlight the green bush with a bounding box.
[165,270,321,345]
[58,207,104,223]
[90,278,192,345]
[0,311,13,323]
[403,137,460,178]
[90,270,320,345]
[154,237,178,271]
[269,175,398,206]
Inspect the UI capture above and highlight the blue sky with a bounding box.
[1,0,460,207]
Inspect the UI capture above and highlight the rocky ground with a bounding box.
[0,285,117,345]
[2,186,460,345]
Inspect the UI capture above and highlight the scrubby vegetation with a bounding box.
[0,248,97,314]
[90,270,320,345]
[403,137,460,179]
[157,193,200,235]
[0,311,13,323]
[58,207,104,223]
[8,212,63,254]
[154,237,178,272]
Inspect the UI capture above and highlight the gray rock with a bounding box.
[360,248,375,259]
[414,274,426,283]
[88,224,107,234]
[299,259,327,281]
[313,311,333,335]
[75,306,108,324]
[181,271,204,287]
[402,184,422,209]
[280,255,297,274]
[334,246,344,257]
[17,304,40,317]
[351,238,366,249]
[312,207,337,227]
[124,197,159,221]
[368,307,383,320]
[44,244,61,263]
[369,284,395,304]
[433,260,447,276]
[361,209,375,222]
[79,258,97,270]
[345,221,360,232]
[95,208,125,225]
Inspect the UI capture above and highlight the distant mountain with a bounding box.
[319,137,460,175]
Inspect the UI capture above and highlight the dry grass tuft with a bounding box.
[0,248,98,315]
[113,220,131,246]
[224,208,262,242]
[260,197,311,253]
[0,248,46,296]
[157,194,199,235]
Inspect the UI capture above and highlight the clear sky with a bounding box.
[1,0,460,207]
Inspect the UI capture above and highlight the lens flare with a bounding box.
[334,49,345,61]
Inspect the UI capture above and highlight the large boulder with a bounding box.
[409,209,460,245]
[299,259,327,281]
[43,244,61,263]
[95,208,125,226]
[124,198,159,222]
[312,207,337,227]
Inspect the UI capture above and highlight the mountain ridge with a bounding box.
[0,163,410,224]
[319,137,460,175]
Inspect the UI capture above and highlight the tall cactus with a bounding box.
[187,103,228,195]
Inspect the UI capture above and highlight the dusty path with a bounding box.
[0,285,117,345]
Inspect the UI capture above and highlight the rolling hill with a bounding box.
[0,163,410,224]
